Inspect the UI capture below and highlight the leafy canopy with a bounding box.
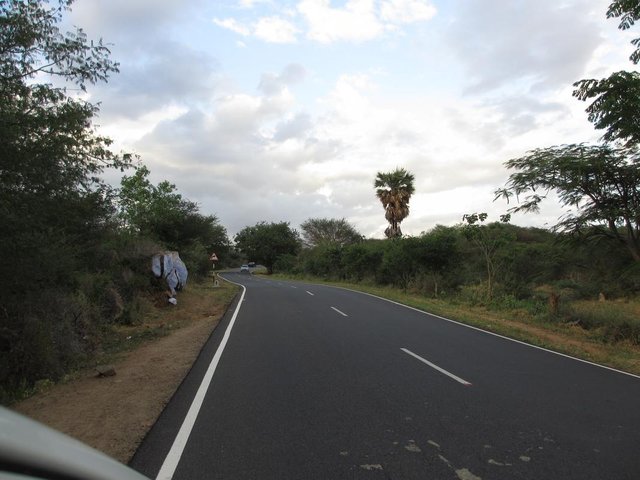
[572,71,640,147]
[374,167,415,238]
[300,218,362,248]
[1,0,127,196]
[495,144,640,261]
[0,0,132,397]
[607,0,640,64]
[571,1,640,147]
[1,0,130,293]
[118,165,229,256]
[234,222,300,274]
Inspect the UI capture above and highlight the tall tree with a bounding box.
[0,0,130,398]
[118,166,198,243]
[0,0,128,291]
[495,144,640,262]
[462,213,514,300]
[234,222,300,274]
[118,166,230,272]
[571,1,640,147]
[374,168,415,238]
[300,218,362,247]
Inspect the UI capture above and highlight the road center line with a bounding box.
[306,291,314,296]
[331,306,348,317]
[401,348,472,386]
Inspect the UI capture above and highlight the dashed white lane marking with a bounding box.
[332,285,640,380]
[306,291,314,296]
[331,306,348,317]
[401,348,472,386]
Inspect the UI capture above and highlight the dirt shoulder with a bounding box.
[13,280,237,464]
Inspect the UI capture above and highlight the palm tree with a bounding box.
[374,168,415,238]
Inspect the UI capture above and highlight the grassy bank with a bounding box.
[100,279,237,358]
[9,279,238,404]
[271,273,640,376]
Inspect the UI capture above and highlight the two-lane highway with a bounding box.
[131,273,640,479]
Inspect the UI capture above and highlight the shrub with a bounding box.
[563,301,640,344]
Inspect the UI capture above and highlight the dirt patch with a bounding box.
[13,281,237,464]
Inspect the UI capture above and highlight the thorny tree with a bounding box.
[495,144,640,262]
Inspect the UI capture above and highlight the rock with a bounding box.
[95,365,116,377]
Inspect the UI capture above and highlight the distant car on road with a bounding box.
[240,264,250,273]
[248,262,256,268]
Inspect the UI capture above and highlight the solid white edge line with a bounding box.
[331,306,348,317]
[319,285,640,381]
[401,348,472,386]
[155,277,246,480]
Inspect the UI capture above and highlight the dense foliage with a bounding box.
[117,166,230,275]
[234,222,301,274]
[0,0,132,402]
[573,72,640,147]
[300,217,362,247]
[283,222,639,302]
[0,1,230,403]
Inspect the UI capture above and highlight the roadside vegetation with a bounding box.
[0,1,237,404]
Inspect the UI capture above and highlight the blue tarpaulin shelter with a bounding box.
[151,251,188,300]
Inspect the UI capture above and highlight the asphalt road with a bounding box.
[131,273,640,480]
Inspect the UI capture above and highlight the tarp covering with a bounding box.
[151,251,188,297]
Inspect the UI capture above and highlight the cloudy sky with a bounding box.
[68,0,634,239]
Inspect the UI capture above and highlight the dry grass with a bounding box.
[14,279,239,463]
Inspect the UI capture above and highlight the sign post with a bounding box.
[209,253,219,287]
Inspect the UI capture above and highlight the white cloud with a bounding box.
[212,0,437,45]
[213,16,299,44]
[297,0,384,43]
[70,0,204,40]
[448,0,604,94]
[239,0,270,7]
[213,17,251,36]
[380,0,437,23]
[254,16,300,43]
[259,64,306,95]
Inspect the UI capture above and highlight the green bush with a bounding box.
[274,253,298,273]
[563,301,640,344]
[456,284,489,306]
